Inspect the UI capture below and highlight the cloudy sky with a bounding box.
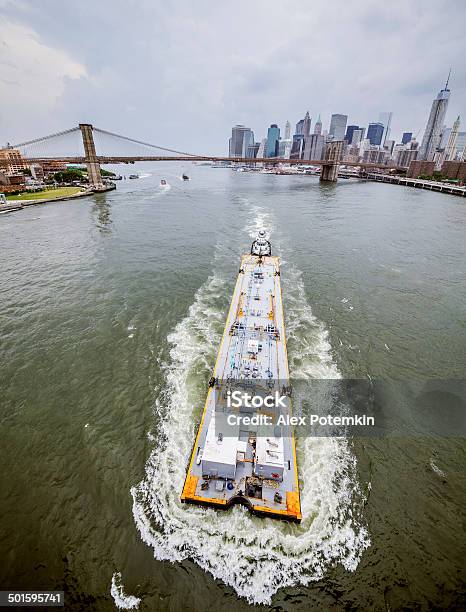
[1,0,465,155]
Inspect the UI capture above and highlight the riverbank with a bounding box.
[0,184,116,214]
[7,186,84,201]
[366,172,466,196]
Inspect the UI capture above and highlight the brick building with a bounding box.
[440,161,466,182]
[407,160,436,177]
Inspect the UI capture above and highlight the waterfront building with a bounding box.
[284,121,291,140]
[0,148,27,174]
[441,160,466,181]
[229,125,255,158]
[29,164,44,181]
[40,160,67,173]
[402,132,413,145]
[408,160,436,177]
[345,125,359,143]
[303,134,325,160]
[314,114,322,135]
[295,119,304,136]
[329,114,347,141]
[367,122,384,146]
[419,76,451,161]
[378,111,393,145]
[303,111,311,137]
[266,124,280,157]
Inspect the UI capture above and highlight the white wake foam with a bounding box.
[131,209,370,604]
[110,572,140,610]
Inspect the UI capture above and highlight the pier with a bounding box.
[365,173,466,197]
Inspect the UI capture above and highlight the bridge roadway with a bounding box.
[23,155,408,171]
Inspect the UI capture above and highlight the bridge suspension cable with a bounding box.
[9,127,81,150]
[92,127,198,157]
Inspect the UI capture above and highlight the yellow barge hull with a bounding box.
[181,243,301,522]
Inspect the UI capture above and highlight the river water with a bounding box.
[0,165,465,611]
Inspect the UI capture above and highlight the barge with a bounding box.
[181,232,301,522]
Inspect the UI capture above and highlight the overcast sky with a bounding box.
[1,0,465,154]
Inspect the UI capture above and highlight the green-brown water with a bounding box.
[1,165,465,610]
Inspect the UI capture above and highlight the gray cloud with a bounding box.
[0,0,465,153]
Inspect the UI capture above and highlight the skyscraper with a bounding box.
[314,114,322,135]
[329,114,347,141]
[351,128,364,145]
[284,121,291,140]
[229,125,254,157]
[443,116,460,162]
[295,119,304,136]
[384,139,395,156]
[257,138,267,159]
[290,134,304,159]
[303,134,325,160]
[401,132,413,145]
[378,112,393,145]
[345,125,359,143]
[367,122,384,146]
[455,131,466,160]
[439,126,451,149]
[247,142,260,158]
[303,111,311,137]
[419,75,451,161]
[278,138,292,159]
[266,124,280,158]
[461,136,466,162]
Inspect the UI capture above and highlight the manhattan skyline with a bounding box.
[0,1,465,154]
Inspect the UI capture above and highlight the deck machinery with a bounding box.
[181,232,302,522]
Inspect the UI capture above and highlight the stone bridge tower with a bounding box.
[79,124,103,189]
[321,140,344,182]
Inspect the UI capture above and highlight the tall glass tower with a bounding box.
[419,75,451,161]
[266,124,280,157]
[367,122,385,146]
[329,114,347,141]
[229,125,254,157]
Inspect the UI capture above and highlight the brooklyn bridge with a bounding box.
[3,123,408,188]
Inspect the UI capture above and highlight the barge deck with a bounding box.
[181,233,301,522]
